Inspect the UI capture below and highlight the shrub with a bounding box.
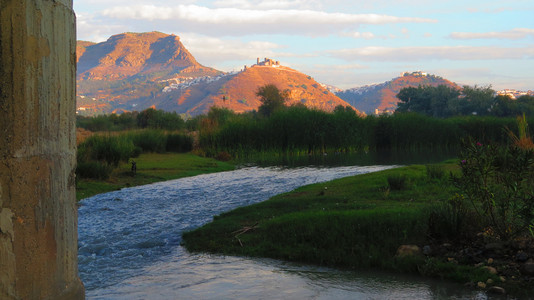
[387,174,407,190]
[454,138,534,240]
[76,161,113,180]
[427,194,471,241]
[215,151,232,161]
[425,164,445,180]
[78,135,135,167]
[166,133,193,152]
[128,130,167,153]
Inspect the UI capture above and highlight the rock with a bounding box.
[396,245,421,257]
[516,251,529,262]
[477,281,486,289]
[423,245,432,255]
[486,278,494,284]
[488,286,506,295]
[483,266,498,275]
[521,259,534,275]
[485,242,505,251]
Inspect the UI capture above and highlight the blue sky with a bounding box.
[75,0,533,90]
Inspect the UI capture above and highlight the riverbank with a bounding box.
[182,161,534,297]
[76,152,235,200]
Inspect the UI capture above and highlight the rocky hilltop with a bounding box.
[77,31,220,81]
[147,58,358,116]
[76,32,357,116]
[337,71,460,114]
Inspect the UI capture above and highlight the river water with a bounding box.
[78,165,491,299]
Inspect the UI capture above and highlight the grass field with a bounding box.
[182,161,502,285]
[76,153,235,200]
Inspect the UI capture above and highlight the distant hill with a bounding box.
[142,59,359,116]
[76,32,357,116]
[336,72,461,114]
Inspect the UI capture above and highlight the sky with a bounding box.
[75,0,534,90]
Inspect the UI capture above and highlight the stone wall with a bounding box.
[0,0,84,299]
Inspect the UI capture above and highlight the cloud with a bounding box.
[100,4,436,36]
[328,46,534,61]
[449,28,534,40]
[178,34,288,69]
[76,13,128,42]
[213,0,322,10]
[340,31,376,39]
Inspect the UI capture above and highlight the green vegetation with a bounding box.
[197,105,525,156]
[76,153,234,200]
[182,163,498,284]
[76,130,193,181]
[77,108,186,132]
[397,85,534,118]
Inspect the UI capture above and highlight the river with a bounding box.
[78,165,491,299]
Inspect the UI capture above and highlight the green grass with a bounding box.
[76,152,235,200]
[182,162,500,285]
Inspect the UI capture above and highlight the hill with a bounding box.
[76,32,222,115]
[76,32,357,116]
[143,59,358,116]
[337,71,461,114]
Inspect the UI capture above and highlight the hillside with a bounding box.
[76,32,222,115]
[337,72,461,114]
[76,32,358,116]
[143,59,358,116]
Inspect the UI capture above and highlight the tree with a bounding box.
[396,85,459,117]
[461,85,495,116]
[256,84,287,117]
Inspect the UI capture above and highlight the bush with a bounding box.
[427,194,471,241]
[387,174,407,190]
[215,151,232,161]
[128,130,167,153]
[78,135,135,167]
[166,133,193,152]
[76,161,113,180]
[454,139,534,240]
[425,164,445,180]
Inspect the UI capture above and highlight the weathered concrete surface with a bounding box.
[0,0,84,299]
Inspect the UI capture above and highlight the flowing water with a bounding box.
[78,165,491,299]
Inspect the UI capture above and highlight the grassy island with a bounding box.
[183,161,532,296]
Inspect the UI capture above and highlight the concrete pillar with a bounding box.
[0,0,84,299]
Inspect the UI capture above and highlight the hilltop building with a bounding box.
[256,57,280,67]
[400,71,428,77]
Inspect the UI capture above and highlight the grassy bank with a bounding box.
[182,162,511,289]
[76,152,234,200]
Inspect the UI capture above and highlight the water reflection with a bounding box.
[237,149,459,168]
[89,247,489,300]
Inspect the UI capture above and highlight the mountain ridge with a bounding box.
[75,32,358,116]
[336,71,461,114]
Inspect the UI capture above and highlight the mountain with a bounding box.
[336,71,461,114]
[76,32,222,115]
[76,32,357,116]
[120,59,359,116]
[77,31,220,81]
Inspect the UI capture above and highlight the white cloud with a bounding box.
[449,28,534,40]
[178,34,287,69]
[340,31,376,39]
[103,4,435,24]
[76,13,128,42]
[213,0,322,10]
[328,46,534,61]
[100,4,436,36]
